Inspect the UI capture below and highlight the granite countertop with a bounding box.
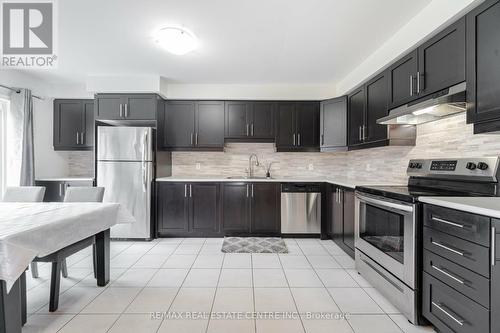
[36,177,95,182]
[419,197,500,219]
[155,175,404,189]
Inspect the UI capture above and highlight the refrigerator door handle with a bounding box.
[142,131,148,162]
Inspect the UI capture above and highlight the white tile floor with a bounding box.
[22,238,436,333]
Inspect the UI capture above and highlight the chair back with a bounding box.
[2,186,46,202]
[63,187,105,203]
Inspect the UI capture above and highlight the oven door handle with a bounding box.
[356,193,414,213]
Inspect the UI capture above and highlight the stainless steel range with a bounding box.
[354,157,500,325]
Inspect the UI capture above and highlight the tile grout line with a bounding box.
[205,242,225,333]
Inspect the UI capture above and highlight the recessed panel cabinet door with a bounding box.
[251,102,275,139]
[83,101,94,147]
[222,183,250,232]
[163,101,195,148]
[388,50,418,109]
[225,101,251,138]
[95,95,123,120]
[125,95,157,120]
[365,73,389,143]
[251,183,279,233]
[157,183,189,233]
[54,100,82,147]
[276,102,296,148]
[331,186,343,239]
[190,183,220,233]
[418,17,465,97]
[342,189,355,252]
[320,96,347,150]
[348,87,365,146]
[196,101,224,148]
[296,102,320,148]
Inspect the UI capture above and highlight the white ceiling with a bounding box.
[26,0,432,87]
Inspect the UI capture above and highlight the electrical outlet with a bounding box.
[308,163,314,171]
[195,163,201,170]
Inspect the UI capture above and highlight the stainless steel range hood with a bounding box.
[377,82,466,125]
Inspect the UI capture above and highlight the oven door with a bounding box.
[355,192,416,288]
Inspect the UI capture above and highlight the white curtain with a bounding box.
[6,89,35,186]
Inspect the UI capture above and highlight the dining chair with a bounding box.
[34,186,105,312]
[2,186,46,278]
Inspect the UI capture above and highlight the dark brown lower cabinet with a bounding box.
[156,182,221,237]
[328,185,355,258]
[35,179,94,202]
[222,182,280,235]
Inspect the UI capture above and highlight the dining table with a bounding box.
[0,202,135,333]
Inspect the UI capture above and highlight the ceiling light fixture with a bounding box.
[154,27,198,55]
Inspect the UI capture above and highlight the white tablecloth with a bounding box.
[0,202,134,291]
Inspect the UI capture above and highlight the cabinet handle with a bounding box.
[81,132,84,145]
[184,184,187,197]
[119,104,123,118]
[76,132,79,145]
[251,123,254,136]
[124,103,128,118]
[195,133,198,146]
[251,184,254,198]
[432,216,465,229]
[59,183,63,197]
[358,126,362,141]
[190,133,193,145]
[431,264,465,284]
[492,226,496,266]
[189,184,192,198]
[246,124,249,136]
[246,184,249,197]
[416,71,421,94]
[431,302,465,326]
[409,75,414,96]
[293,133,296,146]
[431,240,465,256]
[298,133,301,146]
[321,134,324,145]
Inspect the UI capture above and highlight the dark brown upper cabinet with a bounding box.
[276,101,320,152]
[53,99,94,151]
[95,94,158,120]
[347,86,366,147]
[466,0,500,133]
[388,50,419,109]
[320,96,347,152]
[224,101,274,141]
[161,101,224,151]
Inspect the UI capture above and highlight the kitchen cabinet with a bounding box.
[224,101,275,141]
[95,94,159,120]
[347,87,365,147]
[161,101,224,151]
[466,0,500,133]
[328,185,355,258]
[222,182,280,235]
[35,179,94,202]
[156,182,221,237]
[276,102,320,152]
[320,96,347,151]
[53,99,94,150]
[388,50,418,109]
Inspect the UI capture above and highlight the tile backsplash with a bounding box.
[171,113,500,183]
[66,151,94,177]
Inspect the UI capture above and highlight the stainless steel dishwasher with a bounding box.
[280,183,321,234]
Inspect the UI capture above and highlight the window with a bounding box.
[0,97,8,196]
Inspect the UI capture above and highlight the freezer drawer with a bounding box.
[97,161,152,239]
[280,191,321,233]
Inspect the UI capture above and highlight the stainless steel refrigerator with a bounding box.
[97,126,153,239]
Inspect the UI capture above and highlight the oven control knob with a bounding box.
[466,162,477,170]
[416,163,422,169]
[477,162,489,170]
[408,163,415,168]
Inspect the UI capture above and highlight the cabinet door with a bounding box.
[190,183,220,234]
[365,73,388,143]
[225,101,251,138]
[251,102,275,139]
[492,218,500,333]
[83,100,94,148]
[466,0,500,124]
[125,95,157,120]
[163,101,195,149]
[250,183,279,233]
[157,183,189,233]
[95,94,123,120]
[388,50,418,108]
[342,189,355,252]
[196,101,224,148]
[296,102,320,149]
[330,186,344,239]
[347,87,365,146]
[53,100,82,149]
[320,96,347,150]
[222,183,250,233]
[276,102,296,149]
[418,18,465,97]
[35,180,65,202]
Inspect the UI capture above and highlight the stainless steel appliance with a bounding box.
[97,126,153,239]
[281,183,321,234]
[355,157,500,325]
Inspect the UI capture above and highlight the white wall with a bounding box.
[336,0,483,94]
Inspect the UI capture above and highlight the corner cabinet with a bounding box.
[328,184,355,258]
[95,94,159,121]
[466,0,500,133]
[156,182,221,237]
[224,101,275,141]
[53,99,94,150]
[276,102,320,152]
[320,96,347,151]
[160,101,224,151]
[222,182,280,235]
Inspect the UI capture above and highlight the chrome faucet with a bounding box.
[248,154,260,178]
